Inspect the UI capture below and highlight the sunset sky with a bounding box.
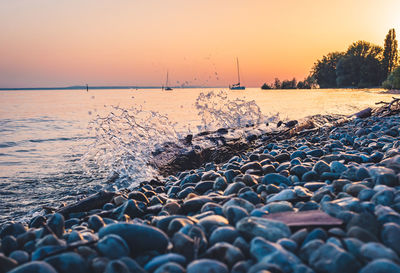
[0,0,399,88]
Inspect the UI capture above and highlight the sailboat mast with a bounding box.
[236,58,241,85]
[166,71,169,87]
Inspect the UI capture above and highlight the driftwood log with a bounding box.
[263,210,343,229]
[56,191,116,216]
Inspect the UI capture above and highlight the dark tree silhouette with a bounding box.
[383,28,399,80]
[311,52,344,88]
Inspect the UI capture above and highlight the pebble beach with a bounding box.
[1,106,400,273]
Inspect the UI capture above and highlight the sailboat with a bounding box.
[229,58,245,90]
[163,71,173,91]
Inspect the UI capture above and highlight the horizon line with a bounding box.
[0,85,236,91]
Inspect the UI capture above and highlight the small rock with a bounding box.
[97,234,130,260]
[8,261,57,273]
[359,259,400,273]
[236,216,291,242]
[44,252,87,273]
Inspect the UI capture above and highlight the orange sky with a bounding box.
[0,0,399,88]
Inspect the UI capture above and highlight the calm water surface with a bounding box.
[0,88,395,223]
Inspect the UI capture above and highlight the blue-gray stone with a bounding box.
[222,197,255,214]
[239,191,261,205]
[213,177,227,191]
[304,182,325,191]
[267,189,296,202]
[313,160,330,175]
[381,223,400,255]
[263,201,294,213]
[44,252,87,273]
[236,217,291,242]
[46,213,64,238]
[290,165,309,179]
[307,149,324,157]
[302,171,319,182]
[198,215,229,234]
[104,260,129,273]
[9,250,29,265]
[153,262,185,273]
[32,245,66,261]
[1,235,18,256]
[225,206,249,225]
[359,259,400,273]
[330,161,348,174]
[8,261,57,273]
[262,173,291,185]
[360,242,400,262]
[343,237,363,259]
[144,254,186,272]
[0,223,26,239]
[223,182,246,195]
[186,259,228,273]
[250,236,302,272]
[309,243,361,273]
[97,234,130,259]
[209,226,240,245]
[277,238,298,253]
[88,215,105,232]
[302,228,327,247]
[299,239,324,262]
[371,189,395,206]
[98,223,169,255]
[203,242,244,267]
[291,150,307,160]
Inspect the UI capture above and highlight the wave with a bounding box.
[81,90,274,189]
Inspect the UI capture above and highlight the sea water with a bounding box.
[0,87,394,223]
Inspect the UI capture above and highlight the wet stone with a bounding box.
[46,213,65,238]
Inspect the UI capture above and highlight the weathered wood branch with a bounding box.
[56,191,117,216]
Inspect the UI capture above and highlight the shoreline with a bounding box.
[1,100,400,272]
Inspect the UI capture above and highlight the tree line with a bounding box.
[261,28,399,90]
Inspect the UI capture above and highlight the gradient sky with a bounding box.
[0,0,399,88]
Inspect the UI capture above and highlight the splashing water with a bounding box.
[82,104,182,189]
[82,90,269,189]
[195,90,264,131]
